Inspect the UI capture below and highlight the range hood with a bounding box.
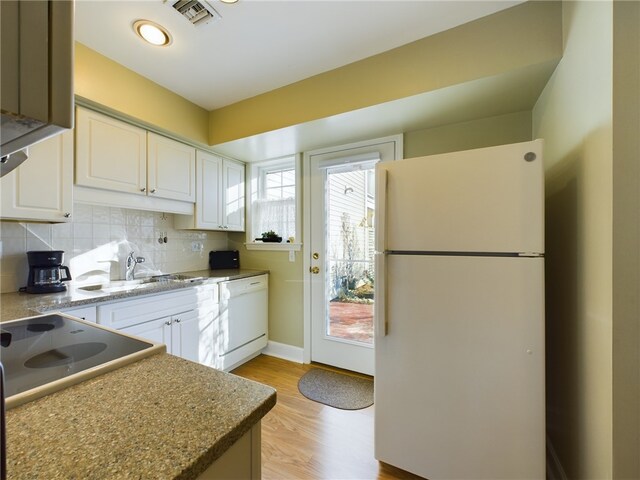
[0,0,74,176]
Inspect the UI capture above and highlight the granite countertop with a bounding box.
[6,353,276,479]
[0,269,269,322]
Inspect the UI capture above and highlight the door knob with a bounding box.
[310,266,320,274]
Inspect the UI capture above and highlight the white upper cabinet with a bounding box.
[75,107,147,195]
[175,153,245,232]
[147,132,196,202]
[223,159,245,232]
[1,130,73,222]
[75,107,196,203]
[196,151,223,229]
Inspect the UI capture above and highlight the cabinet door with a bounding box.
[121,317,173,352]
[171,309,206,363]
[196,151,223,229]
[223,160,245,231]
[147,132,196,202]
[75,107,147,195]
[1,130,73,222]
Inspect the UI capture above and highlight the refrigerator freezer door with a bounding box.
[377,140,544,254]
[374,254,545,479]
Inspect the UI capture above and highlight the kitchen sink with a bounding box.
[78,274,203,294]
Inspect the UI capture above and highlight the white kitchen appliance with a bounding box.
[374,140,545,479]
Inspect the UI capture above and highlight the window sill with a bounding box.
[245,242,302,252]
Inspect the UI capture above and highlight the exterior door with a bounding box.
[306,136,402,375]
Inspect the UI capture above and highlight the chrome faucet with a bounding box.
[125,251,145,281]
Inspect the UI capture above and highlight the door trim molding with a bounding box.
[302,134,403,365]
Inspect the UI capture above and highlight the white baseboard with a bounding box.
[546,435,567,480]
[262,341,304,364]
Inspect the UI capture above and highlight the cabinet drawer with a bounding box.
[58,305,97,323]
[97,288,198,330]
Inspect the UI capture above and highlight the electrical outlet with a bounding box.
[191,241,203,252]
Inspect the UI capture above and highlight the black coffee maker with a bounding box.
[24,251,72,294]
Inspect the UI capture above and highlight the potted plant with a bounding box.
[259,230,282,243]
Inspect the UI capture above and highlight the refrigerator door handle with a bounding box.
[375,167,387,253]
[374,253,387,337]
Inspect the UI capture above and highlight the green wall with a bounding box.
[611,2,640,477]
[404,111,532,158]
[228,234,304,348]
[532,1,640,477]
[236,111,533,349]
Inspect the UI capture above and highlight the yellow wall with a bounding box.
[74,43,209,144]
[208,1,561,145]
[532,1,614,477]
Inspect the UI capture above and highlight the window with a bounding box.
[247,155,301,250]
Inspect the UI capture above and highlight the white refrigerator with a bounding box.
[374,140,545,479]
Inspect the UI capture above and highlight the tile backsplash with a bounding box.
[0,203,228,293]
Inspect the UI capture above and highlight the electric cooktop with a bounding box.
[1,313,165,409]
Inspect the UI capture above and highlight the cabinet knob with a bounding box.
[141,187,146,192]
[150,188,156,193]
[63,213,71,218]
[165,320,172,326]
[174,318,181,323]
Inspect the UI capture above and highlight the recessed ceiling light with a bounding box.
[219,0,238,3]
[133,20,172,47]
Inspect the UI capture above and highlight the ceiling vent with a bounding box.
[170,0,221,27]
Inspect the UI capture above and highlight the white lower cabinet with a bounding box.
[97,288,207,364]
[120,309,198,359]
[120,316,172,346]
[170,309,202,362]
[93,278,266,371]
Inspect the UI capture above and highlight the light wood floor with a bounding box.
[232,355,423,480]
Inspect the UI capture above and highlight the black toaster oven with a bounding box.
[209,250,240,270]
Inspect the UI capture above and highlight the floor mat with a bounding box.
[298,368,373,410]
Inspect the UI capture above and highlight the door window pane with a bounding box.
[325,166,375,344]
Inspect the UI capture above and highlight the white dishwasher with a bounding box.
[217,274,268,371]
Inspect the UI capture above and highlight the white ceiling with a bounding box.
[75,0,524,111]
